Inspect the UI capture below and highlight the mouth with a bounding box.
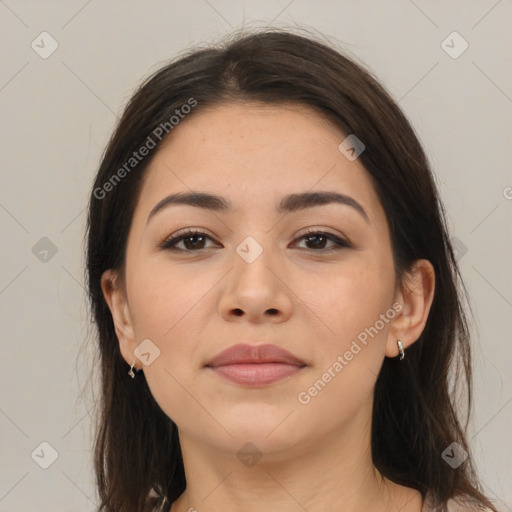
[205,343,307,387]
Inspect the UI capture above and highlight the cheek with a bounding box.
[127,260,207,340]
[318,263,392,343]
[295,267,393,418]
[126,265,211,422]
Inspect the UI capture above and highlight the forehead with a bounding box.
[135,102,383,223]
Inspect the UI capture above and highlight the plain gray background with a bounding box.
[1,1,511,510]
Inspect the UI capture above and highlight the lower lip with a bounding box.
[208,363,303,386]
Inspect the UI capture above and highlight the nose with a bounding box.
[218,238,293,324]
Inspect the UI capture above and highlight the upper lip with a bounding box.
[205,343,306,367]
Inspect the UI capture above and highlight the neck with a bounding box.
[169,405,422,512]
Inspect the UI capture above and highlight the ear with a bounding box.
[385,259,435,358]
[100,269,140,370]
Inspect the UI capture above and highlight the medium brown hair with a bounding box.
[85,29,497,511]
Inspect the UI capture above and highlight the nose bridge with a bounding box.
[232,232,278,285]
[218,230,292,321]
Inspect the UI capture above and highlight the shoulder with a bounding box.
[445,497,493,512]
[423,493,494,512]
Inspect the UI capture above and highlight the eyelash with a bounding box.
[157,228,351,253]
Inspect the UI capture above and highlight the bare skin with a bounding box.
[102,102,435,512]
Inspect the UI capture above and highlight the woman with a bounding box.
[85,29,497,512]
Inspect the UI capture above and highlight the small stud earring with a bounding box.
[397,340,405,361]
[128,360,137,378]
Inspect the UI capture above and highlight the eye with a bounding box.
[157,229,217,252]
[292,229,350,252]
[158,228,350,253]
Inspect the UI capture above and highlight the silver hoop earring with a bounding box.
[128,360,136,378]
[397,340,405,361]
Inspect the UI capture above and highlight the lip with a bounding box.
[205,343,306,386]
[206,343,305,367]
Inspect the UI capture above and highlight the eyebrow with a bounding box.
[146,190,370,225]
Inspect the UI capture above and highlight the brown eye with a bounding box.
[158,229,350,253]
[158,230,217,252]
[294,231,350,251]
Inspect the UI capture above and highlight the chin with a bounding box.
[218,410,303,447]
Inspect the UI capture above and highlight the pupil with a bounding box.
[307,234,325,249]
[186,235,204,249]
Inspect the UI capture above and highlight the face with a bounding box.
[104,102,407,460]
